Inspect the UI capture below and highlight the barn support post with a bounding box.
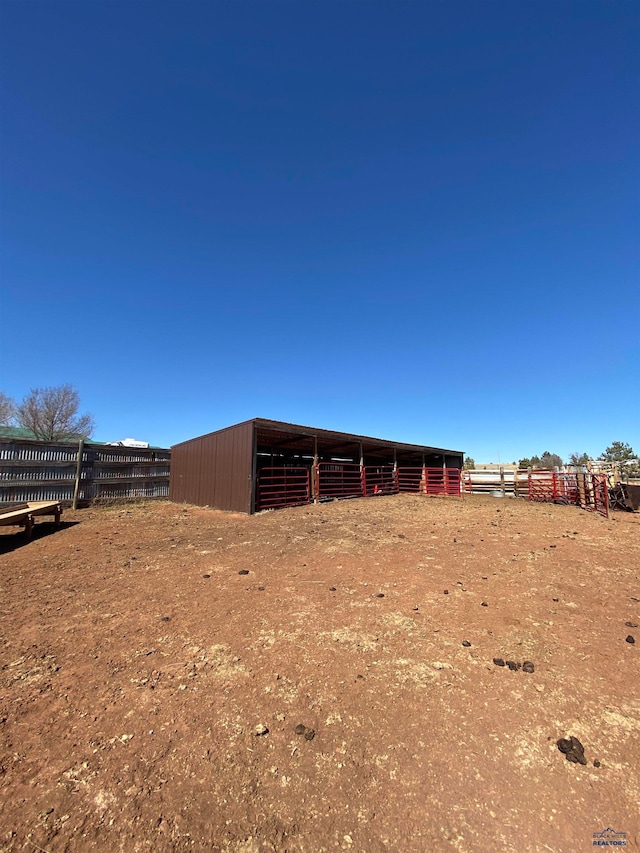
[500,466,506,497]
[72,438,85,511]
[312,436,319,503]
[250,424,258,514]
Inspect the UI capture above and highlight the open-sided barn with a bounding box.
[170,418,463,514]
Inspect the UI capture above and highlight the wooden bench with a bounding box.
[0,501,63,539]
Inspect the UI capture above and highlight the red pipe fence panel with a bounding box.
[523,470,608,517]
[528,471,556,503]
[525,470,608,516]
[589,474,609,517]
[256,467,310,511]
[362,466,399,497]
[397,467,461,496]
[423,467,461,496]
[442,468,461,496]
[396,467,424,494]
[257,464,465,510]
[317,462,363,500]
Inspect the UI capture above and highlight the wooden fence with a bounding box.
[0,437,170,505]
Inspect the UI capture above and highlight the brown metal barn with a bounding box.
[170,418,463,514]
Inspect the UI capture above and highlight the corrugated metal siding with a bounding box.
[170,421,254,513]
[170,418,463,514]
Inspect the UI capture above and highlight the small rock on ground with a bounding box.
[557,736,587,765]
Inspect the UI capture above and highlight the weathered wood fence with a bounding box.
[0,437,170,505]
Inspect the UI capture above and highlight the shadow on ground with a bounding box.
[0,520,79,554]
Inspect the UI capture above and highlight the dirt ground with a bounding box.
[1,494,638,853]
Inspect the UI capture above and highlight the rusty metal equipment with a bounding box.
[609,482,640,512]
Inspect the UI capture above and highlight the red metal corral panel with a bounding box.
[397,467,461,497]
[362,466,399,497]
[317,462,363,499]
[256,467,310,511]
[170,421,254,513]
[397,467,424,494]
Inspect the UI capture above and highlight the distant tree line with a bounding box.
[462,442,638,480]
[518,451,564,470]
[517,442,638,479]
[0,385,95,441]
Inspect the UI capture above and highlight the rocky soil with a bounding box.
[1,495,638,852]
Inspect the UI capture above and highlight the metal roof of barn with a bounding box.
[174,418,462,457]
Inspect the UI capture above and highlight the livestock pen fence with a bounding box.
[256,463,608,517]
[0,437,171,505]
[462,468,609,517]
[256,464,461,511]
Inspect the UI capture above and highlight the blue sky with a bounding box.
[1,0,638,462]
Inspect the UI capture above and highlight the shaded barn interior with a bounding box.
[170,418,463,514]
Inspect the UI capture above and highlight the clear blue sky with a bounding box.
[1,0,638,462]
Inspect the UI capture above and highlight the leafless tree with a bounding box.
[0,391,16,425]
[16,384,95,441]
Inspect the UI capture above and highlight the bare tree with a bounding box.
[0,391,16,425]
[16,384,95,441]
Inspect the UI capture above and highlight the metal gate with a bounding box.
[317,462,362,500]
[362,465,398,497]
[396,467,461,496]
[527,471,608,517]
[442,468,462,496]
[397,467,425,494]
[583,473,609,517]
[528,471,557,503]
[403,467,461,496]
[256,467,310,511]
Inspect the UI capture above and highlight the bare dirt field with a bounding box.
[1,495,638,853]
